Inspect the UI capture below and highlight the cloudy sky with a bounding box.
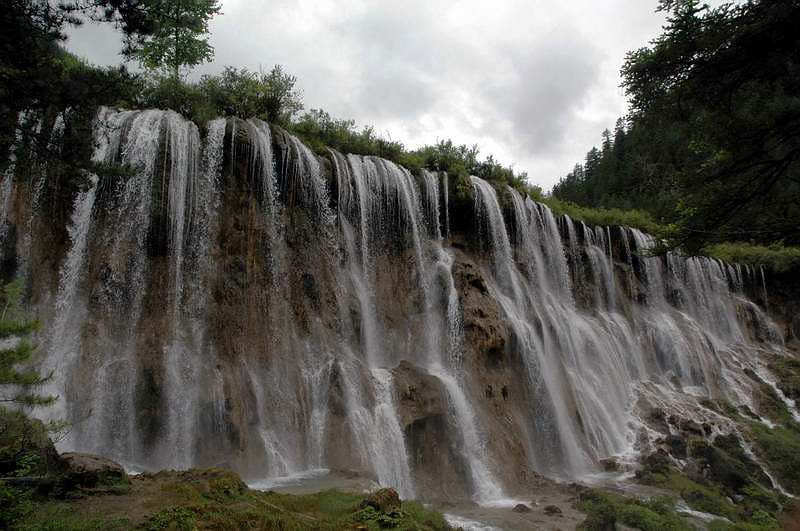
[65,0,679,190]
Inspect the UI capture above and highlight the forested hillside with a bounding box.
[552,0,800,262]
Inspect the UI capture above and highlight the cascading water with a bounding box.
[2,107,791,504]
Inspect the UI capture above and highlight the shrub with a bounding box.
[704,242,800,272]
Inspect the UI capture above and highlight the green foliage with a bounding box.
[138,74,217,124]
[143,506,196,530]
[291,108,405,161]
[642,467,740,520]
[749,422,800,495]
[139,64,304,127]
[768,356,800,402]
[351,501,447,530]
[1,1,151,179]
[543,196,666,236]
[576,489,690,531]
[0,407,53,477]
[705,243,800,273]
[198,65,303,125]
[554,0,800,254]
[0,482,34,530]
[130,0,222,78]
[16,477,451,531]
[0,280,54,407]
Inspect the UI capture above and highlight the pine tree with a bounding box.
[0,280,52,408]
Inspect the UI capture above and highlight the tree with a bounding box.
[197,65,304,124]
[259,65,303,125]
[1,1,152,176]
[132,0,222,79]
[621,0,800,251]
[555,0,800,252]
[0,280,51,407]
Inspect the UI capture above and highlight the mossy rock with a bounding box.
[770,356,800,401]
[60,452,129,489]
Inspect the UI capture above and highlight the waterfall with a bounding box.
[420,169,442,240]
[9,108,787,503]
[429,247,504,503]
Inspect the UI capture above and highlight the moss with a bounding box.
[689,435,767,496]
[701,399,744,420]
[768,356,800,402]
[754,382,794,425]
[637,459,739,520]
[708,511,782,531]
[748,423,800,495]
[576,489,691,531]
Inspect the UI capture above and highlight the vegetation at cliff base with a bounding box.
[12,469,449,531]
[577,489,691,531]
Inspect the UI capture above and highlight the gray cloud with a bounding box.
[64,0,677,189]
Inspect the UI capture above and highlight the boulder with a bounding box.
[679,418,705,436]
[512,503,532,513]
[544,505,563,516]
[664,434,687,458]
[600,457,620,472]
[360,488,401,513]
[60,453,128,489]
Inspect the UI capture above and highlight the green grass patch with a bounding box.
[541,196,668,237]
[12,501,131,531]
[748,423,800,495]
[704,242,800,272]
[577,488,690,530]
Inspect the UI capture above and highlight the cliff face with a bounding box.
[0,108,795,502]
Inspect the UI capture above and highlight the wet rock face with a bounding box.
[452,251,508,369]
[759,267,800,348]
[391,361,471,501]
[10,109,794,505]
[392,361,447,428]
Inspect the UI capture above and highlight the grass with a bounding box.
[576,489,690,530]
[11,469,450,531]
[541,196,668,236]
[704,242,800,272]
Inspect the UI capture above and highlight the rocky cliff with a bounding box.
[0,108,795,503]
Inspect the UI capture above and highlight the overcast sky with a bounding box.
[65,0,681,190]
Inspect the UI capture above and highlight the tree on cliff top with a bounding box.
[130,0,222,79]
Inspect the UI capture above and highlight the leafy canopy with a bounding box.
[554,0,800,256]
[131,0,222,77]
